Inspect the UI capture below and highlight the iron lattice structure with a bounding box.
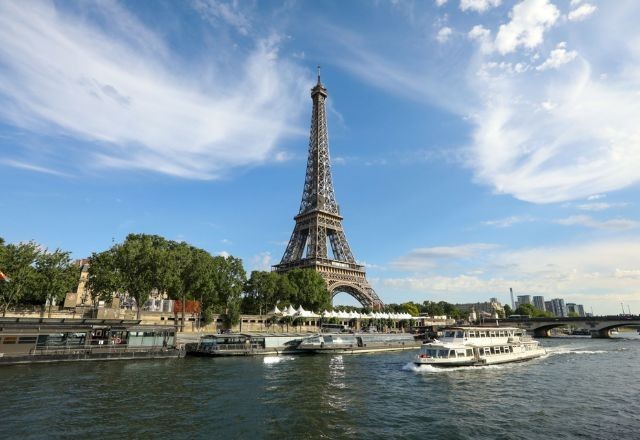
[273,72,383,309]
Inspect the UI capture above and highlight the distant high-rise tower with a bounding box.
[510,288,515,309]
[273,69,383,309]
[533,296,546,312]
[517,295,532,308]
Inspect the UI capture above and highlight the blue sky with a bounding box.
[1,0,639,315]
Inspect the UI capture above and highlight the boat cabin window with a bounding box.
[498,331,505,337]
[444,331,456,338]
[483,347,491,355]
[456,331,464,338]
[466,349,473,356]
[479,331,487,338]
[456,350,466,357]
[449,350,456,358]
[489,331,496,338]
[438,349,448,358]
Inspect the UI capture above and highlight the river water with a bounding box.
[1,334,639,439]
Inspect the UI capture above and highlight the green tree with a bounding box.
[513,302,554,318]
[401,302,420,316]
[421,301,445,316]
[33,249,79,317]
[285,268,330,312]
[242,270,280,315]
[115,234,167,319]
[503,304,513,317]
[86,248,121,312]
[0,240,40,316]
[275,274,297,306]
[211,255,246,327]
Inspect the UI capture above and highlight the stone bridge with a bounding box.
[497,315,640,338]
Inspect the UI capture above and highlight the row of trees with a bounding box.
[0,237,80,317]
[86,234,246,323]
[86,234,332,325]
[242,269,331,315]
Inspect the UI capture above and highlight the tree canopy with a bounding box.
[240,269,331,314]
[0,239,78,316]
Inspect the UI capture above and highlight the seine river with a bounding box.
[1,334,638,439]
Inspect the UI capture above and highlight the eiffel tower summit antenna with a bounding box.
[273,71,383,309]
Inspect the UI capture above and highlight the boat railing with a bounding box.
[28,344,170,356]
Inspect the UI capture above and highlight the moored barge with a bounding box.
[185,333,307,356]
[297,332,421,354]
[0,317,180,365]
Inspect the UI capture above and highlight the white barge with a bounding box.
[298,332,421,354]
[414,326,545,367]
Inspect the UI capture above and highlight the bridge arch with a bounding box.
[507,318,640,338]
[328,281,383,309]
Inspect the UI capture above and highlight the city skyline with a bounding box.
[1,1,639,314]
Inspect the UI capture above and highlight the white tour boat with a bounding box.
[414,326,545,367]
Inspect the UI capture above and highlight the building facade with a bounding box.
[533,296,546,312]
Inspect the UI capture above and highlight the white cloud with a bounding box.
[576,202,628,212]
[250,251,272,271]
[435,0,449,6]
[191,0,252,35]
[494,0,560,54]
[217,251,231,258]
[568,4,597,22]
[0,158,71,177]
[588,194,606,201]
[536,42,577,71]
[380,240,640,314]
[614,269,640,279]
[467,37,640,203]
[437,26,453,43]
[391,243,498,271]
[482,215,536,228]
[460,0,502,13]
[468,24,493,53]
[0,1,307,179]
[554,215,639,231]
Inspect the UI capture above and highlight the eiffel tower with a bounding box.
[273,69,383,309]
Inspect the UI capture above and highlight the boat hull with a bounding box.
[414,349,546,368]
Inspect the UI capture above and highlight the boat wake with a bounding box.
[546,347,608,356]
[402,362,518,374]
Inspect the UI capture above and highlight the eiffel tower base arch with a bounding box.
[328,281,382,310]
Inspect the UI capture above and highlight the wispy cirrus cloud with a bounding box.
[391,243,498,271]
[0,1,308,179]
[482,215,536,228]
[466,1,640,204]
[326,1,640,205]
[0,158,71,177]
[576,202,629,212]
[554,215,639,231]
